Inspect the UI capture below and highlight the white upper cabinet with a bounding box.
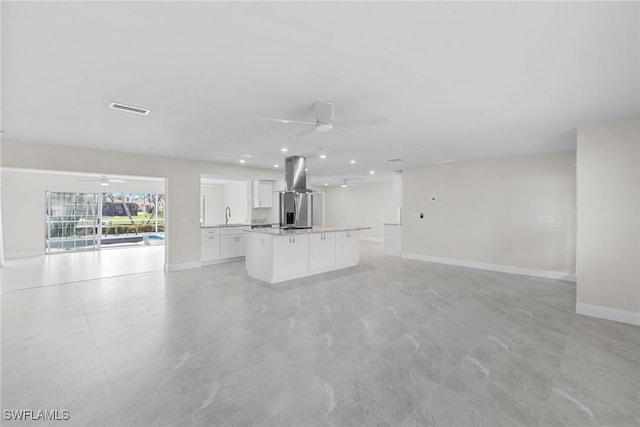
[252,180,273,208]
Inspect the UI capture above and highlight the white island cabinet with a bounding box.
[273,234,309,280]
[245,226,368,284]
[335,230,360,267]
[308,232,336,272]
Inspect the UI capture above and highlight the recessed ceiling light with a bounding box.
[320,154,327,159]
[274,164,279,168]
[281,148,288,152]
[239,159,245,164]
[324,183,328,186]
[341,184,347,188]
[305,168,308,172]
[350,160,356,164]
[369,170,375,174]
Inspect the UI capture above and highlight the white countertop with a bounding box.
[244,226,370,235]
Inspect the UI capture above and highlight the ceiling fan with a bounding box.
[79,175,126,186]
[262,101,390,139]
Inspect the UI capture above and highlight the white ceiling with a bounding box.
[2,1,638,186]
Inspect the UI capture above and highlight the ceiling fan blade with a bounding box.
[290,127,316,139]
[313,101,335,124]
[334,117,390,127]
[108,179,126,183]
[336,127,358,137]
[261,117,317,125]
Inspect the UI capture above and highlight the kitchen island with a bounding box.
[244,226,370,284]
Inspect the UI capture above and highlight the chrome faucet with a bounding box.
[225,206,231,225]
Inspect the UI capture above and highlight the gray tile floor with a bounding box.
[2,242,639,426]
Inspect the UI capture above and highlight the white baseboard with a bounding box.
[270,261,358,284]
[576,303,640,326]
[164,261,202,272]
[202,256,245,266]
[401,253,576,282]
[5,251,44,259]
[361,237,384,243]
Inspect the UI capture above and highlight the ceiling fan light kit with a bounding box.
[315,123,333,132]
[79,175,126,186]
[262,100,389,139]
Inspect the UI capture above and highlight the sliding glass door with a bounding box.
[45,192,100,254]
[45,191,165,254]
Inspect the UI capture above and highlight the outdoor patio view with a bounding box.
[45,191,165,254]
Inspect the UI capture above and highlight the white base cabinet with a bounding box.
[221,235,245,258]
[221,227,246,259]
[335,230,360,267]
[308,232,336,272]
[272,234,309,280]
[246,229,361,284]
[201,228,221,263]
[202,227,248,265]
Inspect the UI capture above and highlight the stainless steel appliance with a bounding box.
[280,156,313,229]
[280,191,312,229]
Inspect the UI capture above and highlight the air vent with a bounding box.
[109,102,150,115]
[385,157,406,163]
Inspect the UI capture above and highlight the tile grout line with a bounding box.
[115,276,160,321]
[2,268,164,295]
[73,284,115,396]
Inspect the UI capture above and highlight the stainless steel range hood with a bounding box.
[284,156,310,192]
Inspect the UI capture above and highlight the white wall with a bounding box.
[224,181,249,224]
[0,143,4,266]
[576,118,639,325]
[201,180,253,226]
[201,184,225,226]
[324,181,396,241]
[0,140,281,270]
[402,152,577,277]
